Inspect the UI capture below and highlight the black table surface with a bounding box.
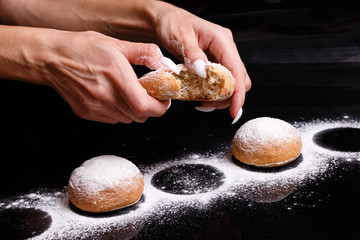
[1,2,360,240]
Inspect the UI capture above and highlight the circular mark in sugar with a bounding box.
[313,127,360,152]
[0,208,52,239]
[151,164,225,195]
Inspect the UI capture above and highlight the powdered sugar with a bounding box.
[160,57,181,74]
[233,117,301,155]
[1,118,359,239]
[69,155,141,197]
[1,190,147,239]
[134,56,162,70]
[294,118,360,160]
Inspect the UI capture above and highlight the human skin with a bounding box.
[0,0,251,122]
[0,26,169,123]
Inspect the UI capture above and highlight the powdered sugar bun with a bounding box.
[68,155,144,213]
[139,62,235,101]
[232,117,302,167]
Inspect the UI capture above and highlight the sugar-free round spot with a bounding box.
[313,127,360,152]
[151,164,225,195]
[0,208,52,239]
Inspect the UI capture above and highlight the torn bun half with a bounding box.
[139,63,236,101]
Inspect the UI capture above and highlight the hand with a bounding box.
[37,30,170,124]
[0,0,251,123]
[151,2,251,120]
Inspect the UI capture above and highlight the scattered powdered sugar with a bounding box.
[160,57,181,74]
[134,56,162,70]
[1,190,148,239]
[139,69,180,99]
[207,62,234,79]
[294,118,360,160]
[169,40,185,58]
[69,155,141,197]
[1,118,359,239]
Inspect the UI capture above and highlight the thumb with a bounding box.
[120,41,164,70]
[120,41,180,73]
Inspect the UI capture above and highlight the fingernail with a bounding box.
[231,108,243,124]
[161,57,180,75]
[167,100,172,110]
[195,106,216,112]
[193,59,207,78]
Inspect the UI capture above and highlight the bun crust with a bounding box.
[232,117,302,167]
[139,63,235,101]
[68,155,144,213]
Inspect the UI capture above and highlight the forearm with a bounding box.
[0,25,56,85]
[0,0,160,42]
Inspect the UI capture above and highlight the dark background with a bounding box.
[1,0,359,239]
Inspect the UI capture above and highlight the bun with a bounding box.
[139,62,235,101]
[68,155,144,213]
[232,117,302,167]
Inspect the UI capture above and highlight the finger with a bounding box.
[197,99,230,110]
[121,41,180,73]
[181,29,208,63]
[109,96,150,123]
[75,81,149,123]
[245,73,252,92]
[121,41,164,70]
[52,83,130,124]
[112,55,170,118]
[207,33,248,119]
[229,77,246,120]
[71,101,134,124]
[85,101,147,124]
[179,32,208,77]
[88,113,133,125]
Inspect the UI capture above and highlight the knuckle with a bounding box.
[135,117,149,123]
[184,45,203,62]
[73,106,90,120]
[88,84,113,104]
[246,78,252,91]
[91,85,107,100]
[83,31,105,42]
[108,120,118,124]
[84,30,99,37]
[132,101,150,117]
[221,27,233,38]
[145,43,160,55]
[84,30,98,35]
[122,118,134,124]
[184,45,196,55]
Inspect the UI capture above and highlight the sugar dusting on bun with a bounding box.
[68,155,144,213]
[232,117,302,167]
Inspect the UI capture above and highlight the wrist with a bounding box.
[0,0,20,24]
[145,1,193,45]
[27,0,162,43]
[80,0,159,42]
[0,26,62,86]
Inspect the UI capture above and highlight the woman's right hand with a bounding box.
[149,1,251,122]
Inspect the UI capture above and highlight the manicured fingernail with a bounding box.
[231,108,243,124]
[161,57,180,75]
[195,106,216,112]
[167,100,172,110]
[193,59,207,78]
